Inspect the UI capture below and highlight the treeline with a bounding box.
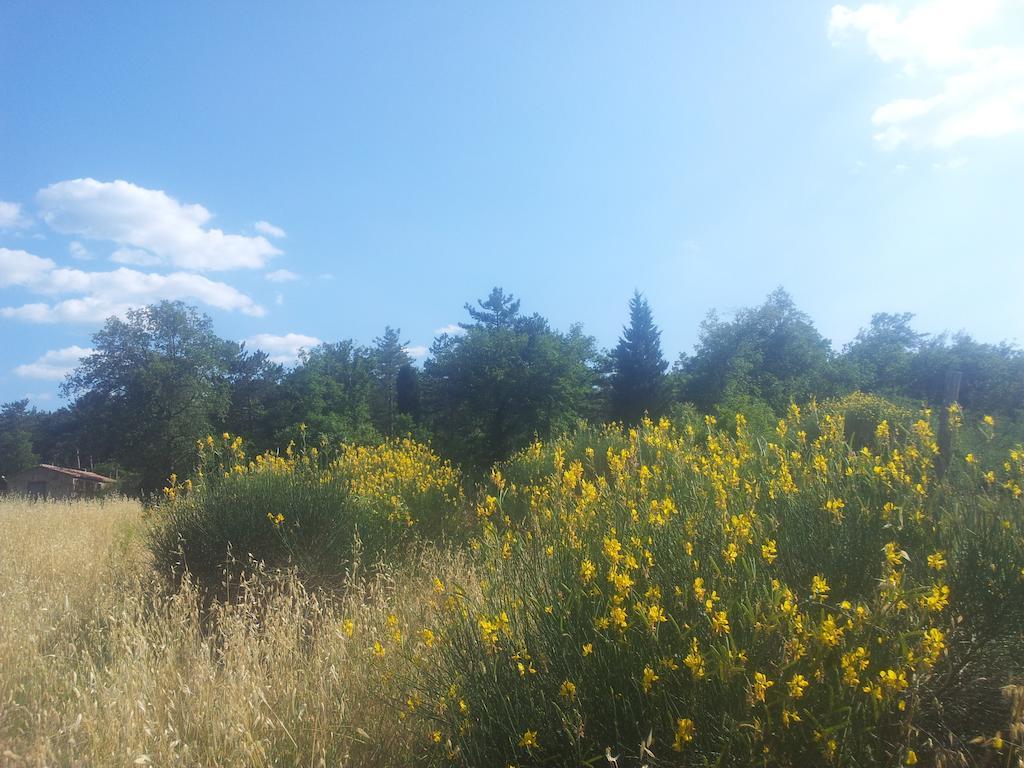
[2,286,1022,492]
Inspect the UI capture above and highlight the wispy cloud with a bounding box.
[404,345,429,359]
[68,241,92,260]
[434,323,466,336]
[244,332,322,365]
[14,345,93,380]
[0,247,265,323]
[829,0,1024,149]
[110,247,163,266]
[0,201,30,229]
[36,178,281,271]
[254,220,286,238]
[265,268,299,283]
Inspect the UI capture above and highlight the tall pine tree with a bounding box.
[371,327,413,436]
[610,291,669,424]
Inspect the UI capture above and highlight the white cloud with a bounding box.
[36,178,281,271]
[110,247,163,266]
[434,323,466,336]
[265,268,299,282]
[0,247,264,323]
[244,333,322,365]
[404,345,429,359]
[23,392,54,404]
[14,345,94,380]
[68,241,92,260]
[254,220,286,238]
[829,0,1024,149]
[274,292,285,306]
[0,201,29,229]
[0,248,55,286]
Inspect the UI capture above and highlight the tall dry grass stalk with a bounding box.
[0,496,454,767]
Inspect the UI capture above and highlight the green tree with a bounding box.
[683,288,836,414]
[909,332,1024,416]
[280,340,377,443]
[609,291,668,424]
[62,301,234,492]
[396,363,421,423]
[0,399,40,476]
[840,312,924,395]
[223,346,285,449]
[461,287,521,330]
[370,327,413,436]
[422,288,599,467]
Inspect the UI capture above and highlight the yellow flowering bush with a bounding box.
[151,433,466,588]
[416,411,1024,767]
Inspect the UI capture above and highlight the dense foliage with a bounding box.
[413,409,1023,766]
[2,287,1022,489]
[142,403,1024,767]
[153,431,465,589]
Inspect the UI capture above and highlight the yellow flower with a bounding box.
[684,637,705,678]
[751,671,774,703]
[965,453,976,464]
[927,551,947,571]
[761,539,778,564]
[722,541,739,564]
[819,615,843,647]
[518,730,539,749]
[841,647,869,687]
[787,673,809,699]
[642,665,659,693]
[609,606,628,630]
[431,730,442,743]
[420,628,436,647]
[824,497,846,520]
[983,414,995,427]
[372,641,386,658]
[559,680,577,701]
[921,627,945,665]
[919,584,950,612]
[883,542,906,568]
[342,619,355,637]
[579,559,596,582]
[905,748,918,765]
[582,643,593,657]
[693,577,706,602]
[811,574,830,600]
[644,603,667,630]
[710,609,730,635]
[603,535,623,564]
[672,718,696,751]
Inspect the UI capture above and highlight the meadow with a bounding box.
[1,399,1023,767]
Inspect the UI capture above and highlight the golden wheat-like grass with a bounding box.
[0,496,451,767]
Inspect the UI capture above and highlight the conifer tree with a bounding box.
[610,291,669,424]
[371,327,413,436]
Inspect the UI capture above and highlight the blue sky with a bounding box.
[2,0,1023,406]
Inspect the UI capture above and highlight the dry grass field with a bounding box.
[0,496,452,768]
